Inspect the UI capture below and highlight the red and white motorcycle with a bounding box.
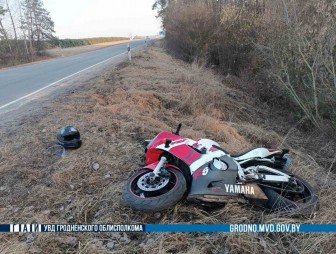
[122,124,318,214]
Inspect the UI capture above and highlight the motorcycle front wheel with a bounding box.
[254,175,318,215]
[122,168,187,212]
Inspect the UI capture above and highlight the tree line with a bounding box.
[0,0,54,66]
[153,0,336,135]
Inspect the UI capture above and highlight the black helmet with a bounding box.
[56,126,82,149]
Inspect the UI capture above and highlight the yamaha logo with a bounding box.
[225,184,255,195]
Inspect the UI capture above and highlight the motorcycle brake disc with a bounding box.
[137,173,170,192]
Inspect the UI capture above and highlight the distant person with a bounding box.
[127,43,131,61]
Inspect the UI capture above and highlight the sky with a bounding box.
[43,0,162,39]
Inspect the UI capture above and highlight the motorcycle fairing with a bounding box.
[168,145,202,165]
[188,155,238,195]
[145,131,185,165]
[188,150,226,174]
[187,155,268,202]
[143,162,181,170]
[156,142,227,173]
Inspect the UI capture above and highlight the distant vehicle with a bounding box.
[146,36,150,40]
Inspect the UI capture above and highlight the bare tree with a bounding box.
[0,5,13,55]
[21,0,54,58]
[18,0,29,59]
[6,0,18,41]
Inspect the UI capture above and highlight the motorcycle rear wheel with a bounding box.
[122,168,187,212]
[254,175,318,215]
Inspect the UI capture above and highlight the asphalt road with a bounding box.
[0,40,144,110]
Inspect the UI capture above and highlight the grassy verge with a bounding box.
[0,44,335,253]
[51,37,129,48]
[0,37,131,69]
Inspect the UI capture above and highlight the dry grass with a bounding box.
[46,40,131,58]
[0,44,335,253]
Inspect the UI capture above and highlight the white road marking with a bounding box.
[0,45,142,110]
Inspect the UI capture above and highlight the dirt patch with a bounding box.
[0,45,335,253]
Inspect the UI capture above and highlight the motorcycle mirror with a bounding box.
[165,138,172,148]
[174,123,182,135]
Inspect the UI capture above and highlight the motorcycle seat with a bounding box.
[212,145,258,158]
[230,147,258,158]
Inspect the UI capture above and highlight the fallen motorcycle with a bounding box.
[122,124,318,214]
